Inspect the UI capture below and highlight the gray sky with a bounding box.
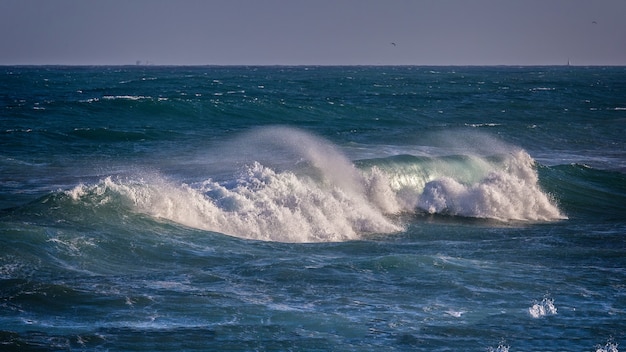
[1,0,624,66]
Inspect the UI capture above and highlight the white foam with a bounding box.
[67,164,401,243]
[417,149,566,221]
[64,127,407,242]
[528,297,557,318]
[465,123,501,128]
[445,309,465,318]
[65,128,566,242]
[596,341,619,352]
[102,95,151,101]
[488,343,510,352]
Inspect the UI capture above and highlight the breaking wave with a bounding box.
[64,127,566,242]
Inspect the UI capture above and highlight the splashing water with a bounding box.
[488,343,510,352]
[528,297,558,318]
[67,167,401,243]
[596,341,619,352]
[66,127,565,242]
[417,149,565,221]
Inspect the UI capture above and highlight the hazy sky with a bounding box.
[1,0,624,66]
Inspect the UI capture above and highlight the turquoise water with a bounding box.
[1,66,625,351]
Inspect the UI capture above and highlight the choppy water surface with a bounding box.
[1,66,625,351]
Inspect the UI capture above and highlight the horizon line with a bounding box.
[2,63,625,68]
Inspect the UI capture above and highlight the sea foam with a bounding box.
[417,149,566,221]
[66,127,565,242]
[67,127,404,242]
[528,297,557,318]
[596,341,619,352]
[68,164,400,243]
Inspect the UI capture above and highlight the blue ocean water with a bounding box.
[1,66,625,351]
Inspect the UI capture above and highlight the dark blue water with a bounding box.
[1,66,625,351]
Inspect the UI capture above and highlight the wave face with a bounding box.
[62,127,564,243]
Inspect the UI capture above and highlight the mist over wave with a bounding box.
[416,148,564,221]
[66,127,565,242]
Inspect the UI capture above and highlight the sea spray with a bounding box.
[487,343,510,352]
[528,297,557,318]
[417,149,566,221]
[238,126,367,198]
[596,340,619,352]
[66,128,566,242]
[67,163,402,243]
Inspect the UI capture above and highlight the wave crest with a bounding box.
[67,163,402,243]
[417,150,566,221]
[65,128,566,242]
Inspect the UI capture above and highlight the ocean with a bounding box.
[1,65,625,351]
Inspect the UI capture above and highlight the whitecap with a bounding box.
[528,297,557,318]
[66,157,402,243]
[417,149,566,221]
[64,128,567,242]
[102,95,151,101]
[445,309,465,318]
[465,123,501,128]
[596,341,619,352]
[488,343,510,352]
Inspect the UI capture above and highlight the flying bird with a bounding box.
[390,42,397,47]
